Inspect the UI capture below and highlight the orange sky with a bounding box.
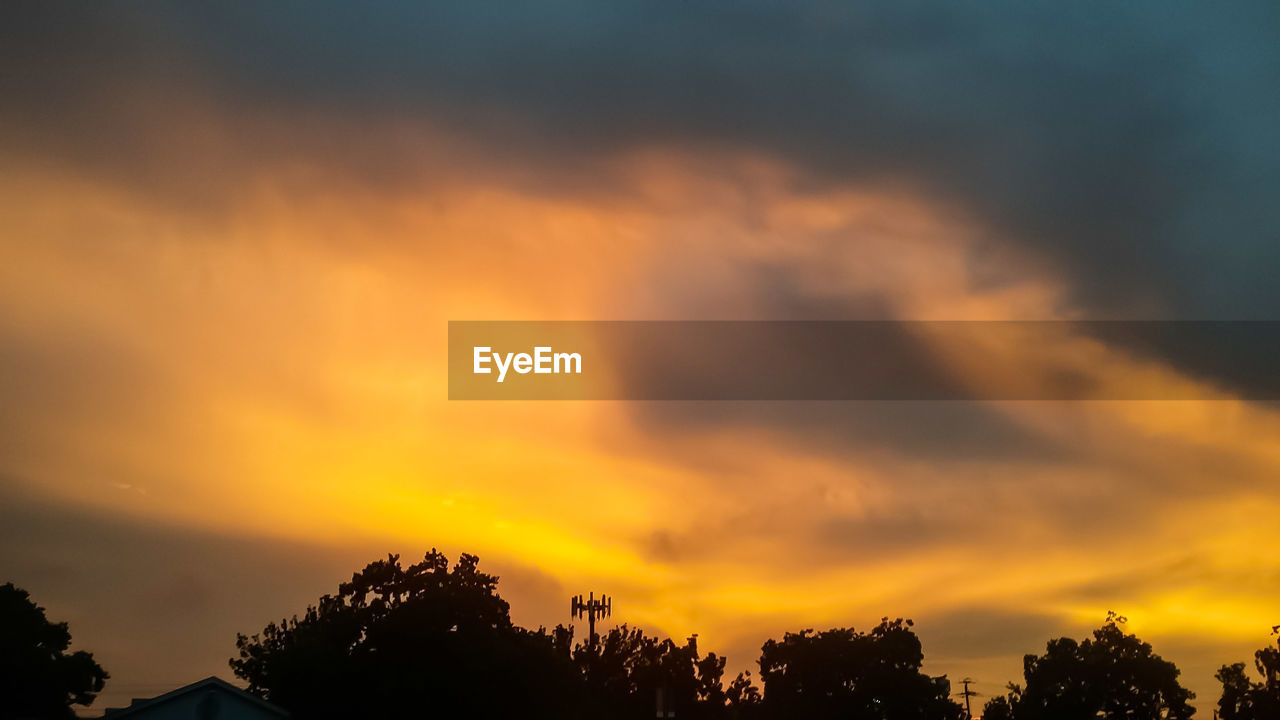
[3,135,1278,713]
[3,5,1280,715]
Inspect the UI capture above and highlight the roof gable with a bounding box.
[102,676,289,718]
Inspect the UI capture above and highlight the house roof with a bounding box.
[101,676,289,718]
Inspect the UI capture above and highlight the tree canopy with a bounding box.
[235,552,1216,720]
[230,550,580,719]
[1215,627,1280,720]
[983,613,1194,720]
[573,625,746,719]
[0,582,108,720]
[754,618,963,720]
[232,550,760,720]
[231,551,975,720]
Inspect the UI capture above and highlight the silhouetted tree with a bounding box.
[996,612,1194,720]
[0,582,108,720]
[230,551,581,719]
[981,694,1016,720]
[1215,627,1280,720]
[754,617,964,720]
[725,669,763,718]
[574,625,737,719]
[229,553,999,720]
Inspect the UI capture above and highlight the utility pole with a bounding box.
[957,677,978,719]
[571,592,611,651]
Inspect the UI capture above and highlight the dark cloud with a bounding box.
[626,400,1066,467]
[819,508,990,558]
[0,482,358,709]
[1087,321,1280,400]
[1061,554,1280,604]
[918,607,1065,661]
[5,1,1278,318]
[606,259,1071,466]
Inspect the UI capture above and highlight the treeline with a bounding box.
[230,551,956,719]
[228,551,1280,720]
[3,553,1278,719]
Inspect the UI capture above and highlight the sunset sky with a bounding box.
[2,2,1279,715]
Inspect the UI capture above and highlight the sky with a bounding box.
[2,1,1279,715]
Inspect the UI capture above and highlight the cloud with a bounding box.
[921,606,1066,661]
[5,1,1277,317]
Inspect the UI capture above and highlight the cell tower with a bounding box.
[570,592,611,650]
